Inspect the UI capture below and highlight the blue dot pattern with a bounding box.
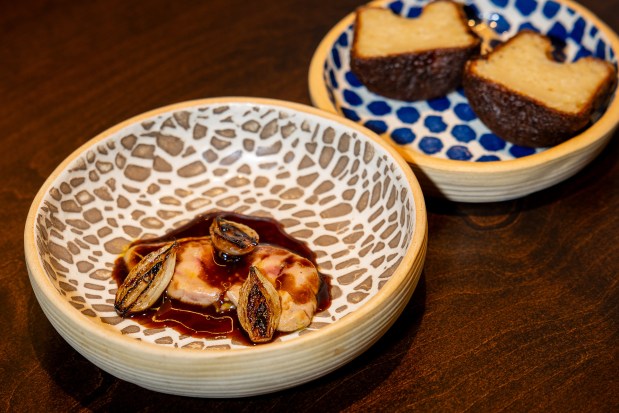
[345,71,362,87]
[447,145,473,161]
[392,127,416,144]
[515,0,538,16]
[323,0,617,162]
[490,13,512,33]
[396,107,420,124]
[454,103,477,121]
[452,125,477,143]
[543,1,560,18]
[480,133,507,151]
[343,89,362,106]
[424,116,447,133]
[419,137,443,154]
[368,101,392,116]
[364,120,388,134]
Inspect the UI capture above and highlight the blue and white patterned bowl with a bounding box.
[309,0,619,202]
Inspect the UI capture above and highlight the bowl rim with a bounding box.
[308,0,619,175]
[24,96,428,361]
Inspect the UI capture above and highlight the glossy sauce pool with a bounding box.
[112,211,331,345]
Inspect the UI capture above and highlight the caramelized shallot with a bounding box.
[210,216,259,262]
[238,266,281,343]
[114,242,178,316]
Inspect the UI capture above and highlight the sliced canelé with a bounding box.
[350,0,481,101]
[463,30,617,147]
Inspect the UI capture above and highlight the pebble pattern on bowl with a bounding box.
[33,102,417,350]
[324,0,617,161]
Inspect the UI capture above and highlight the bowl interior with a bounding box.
[30,99,420,350]
[321,0,618,162]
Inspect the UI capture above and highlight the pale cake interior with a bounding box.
[471,32,614,114]
[355,2,478,57]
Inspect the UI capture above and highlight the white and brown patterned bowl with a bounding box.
[24,97,427,397]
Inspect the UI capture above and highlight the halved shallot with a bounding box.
[237,266,281,343]
[209,216,259,261]
[114,242,178,316]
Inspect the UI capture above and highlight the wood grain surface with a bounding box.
[3,0,618,411]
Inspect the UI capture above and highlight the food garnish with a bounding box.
[112,212,327,344]
[238,266,282,343]
[114,242,178,317]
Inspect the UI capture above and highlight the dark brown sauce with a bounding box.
[112,211,331,345]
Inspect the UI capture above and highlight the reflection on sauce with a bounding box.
[112,211,331,345]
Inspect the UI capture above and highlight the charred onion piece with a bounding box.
[114,242,178,317]
[209,216,259,261]
[238,266,281,343]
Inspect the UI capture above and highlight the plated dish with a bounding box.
[309,0,619,202]
[24,98,427,397]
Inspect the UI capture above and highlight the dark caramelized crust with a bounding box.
[351,46,480,101]
[350,2,481,101]
[465,72,589,147]
[463,32,617,148]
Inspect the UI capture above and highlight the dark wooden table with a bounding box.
[3,0,618,411]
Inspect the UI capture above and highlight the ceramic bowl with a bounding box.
[24,97,427,397]
[309,0,619,202]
